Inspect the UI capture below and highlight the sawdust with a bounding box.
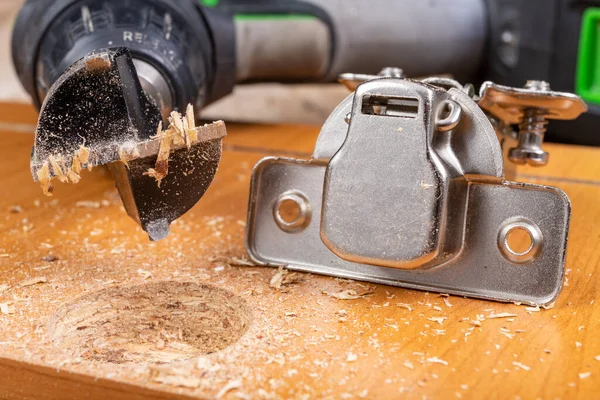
[19,276,48,287]
[47,281,252,364]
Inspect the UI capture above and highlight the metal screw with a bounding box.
[508,81,551,166]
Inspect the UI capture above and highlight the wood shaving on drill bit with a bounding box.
[269,267,303,290]
[185,104,197,143]
[118,146,140,168]
[48,155,68,183]
[36,145,91,195]
[144,121,171,187]
[37,161,53,196]
[144,110,192,186]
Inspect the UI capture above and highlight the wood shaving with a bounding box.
[48,155,68,183]
[0,284,9,293]
[0,302,13,315]
[78,145,90,167]
[37,161,54,196]
[71,153,82,175]
[169,111,186,146]
[215,379,242,399]
[499,330,515,339]
[8,205,23,213]
[427,316,447,325]
[150,372,201,388]
[487,312,517,319]
[269,267,303,290]
[443,297,452,307]
[144,123,171,187]
[595,355,600,362]
[426,357,448,366]
[67,169,81,184]
[576,342,582,348]
[396,303,413,311]
[323,289,373,300]
[75,201,102,209]
[525,305,541,312]
[36,145,91,195]
[403,360,414,370]
[346,352,357,362]
[118,145,140,168]
[542,301,555,310]
[137,269,154,280]
[579,372,591,379]
[19,276,48,287]
[185,104,197,143]
[512,361,530,371]
[210,255,255,267]
[41,254,58,262]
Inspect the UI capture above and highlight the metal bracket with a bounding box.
[246,73,586,305]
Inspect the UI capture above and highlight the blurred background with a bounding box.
[0,0,347,125]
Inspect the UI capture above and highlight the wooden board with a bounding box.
[0,103,599,399]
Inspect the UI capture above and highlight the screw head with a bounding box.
[508,147,549,166]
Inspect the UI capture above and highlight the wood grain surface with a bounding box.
[0,103,599,400]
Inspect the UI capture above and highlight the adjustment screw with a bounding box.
[508,81,551,167]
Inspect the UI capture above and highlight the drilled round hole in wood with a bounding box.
[47,281,252,364]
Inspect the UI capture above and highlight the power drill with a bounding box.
[10,0,597,240]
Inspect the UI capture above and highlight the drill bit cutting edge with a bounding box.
[31,47,226,241]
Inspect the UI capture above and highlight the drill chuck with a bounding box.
[12,0,235,116]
